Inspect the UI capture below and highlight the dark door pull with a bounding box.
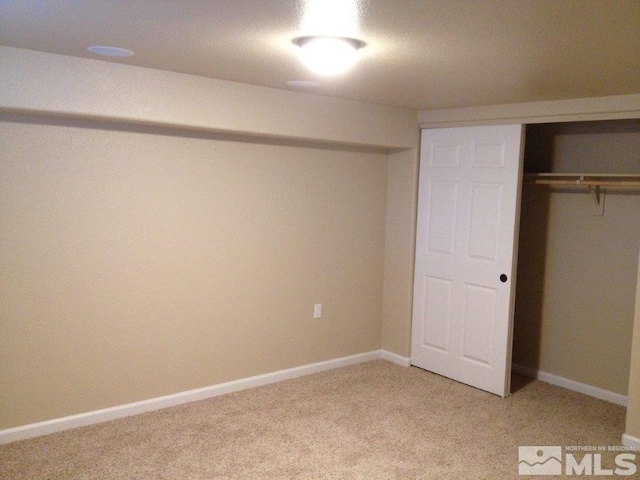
[500,274,508,283]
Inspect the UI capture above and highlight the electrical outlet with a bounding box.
[313,303,322,319]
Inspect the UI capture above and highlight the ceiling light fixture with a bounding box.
[293,36,365,76]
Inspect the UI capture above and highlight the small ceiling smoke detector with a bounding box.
[87,46,135,57]
[293,36,365,76]
[286,80,322,89]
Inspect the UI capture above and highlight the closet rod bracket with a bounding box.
[590,186,605,216]
[589,185,600,206]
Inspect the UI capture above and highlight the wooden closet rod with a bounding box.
[524,173,640,188]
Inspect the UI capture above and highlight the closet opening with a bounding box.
[512,119,640,403]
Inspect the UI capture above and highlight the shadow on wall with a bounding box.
[511,124,554,392]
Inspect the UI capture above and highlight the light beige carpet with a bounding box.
[0,360,630,479]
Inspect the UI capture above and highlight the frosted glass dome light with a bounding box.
[294,36,365,76]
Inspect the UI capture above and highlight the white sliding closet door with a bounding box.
[411,125,524,397]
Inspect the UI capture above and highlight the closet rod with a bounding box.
[524,173,640,188]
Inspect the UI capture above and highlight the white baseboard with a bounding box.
[1,350,388,445]
[380,350,411,367]
[512,363,628,407]
[622,433,640,449]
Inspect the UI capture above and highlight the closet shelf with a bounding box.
[523,173,640,212]
[524,173,640,188]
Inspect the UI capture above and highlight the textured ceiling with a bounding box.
[1,0,639,111]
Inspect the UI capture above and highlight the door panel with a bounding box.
[427,182,458,254]
[462,283,496,366]
[411,125,524,397]
[421,275,452,352]
[468,183,502,260]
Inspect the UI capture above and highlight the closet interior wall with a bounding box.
[513,119,640,397]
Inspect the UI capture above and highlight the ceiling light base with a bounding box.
[293,36,365,76]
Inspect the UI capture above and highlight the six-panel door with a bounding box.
[411,125,524,397]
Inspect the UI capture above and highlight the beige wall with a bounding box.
[513,120,640,395]
[0,114,393,429]
[626,249,640,440]
[0,46,417,150]
[0,48,420,430]
[382,149,419,357]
